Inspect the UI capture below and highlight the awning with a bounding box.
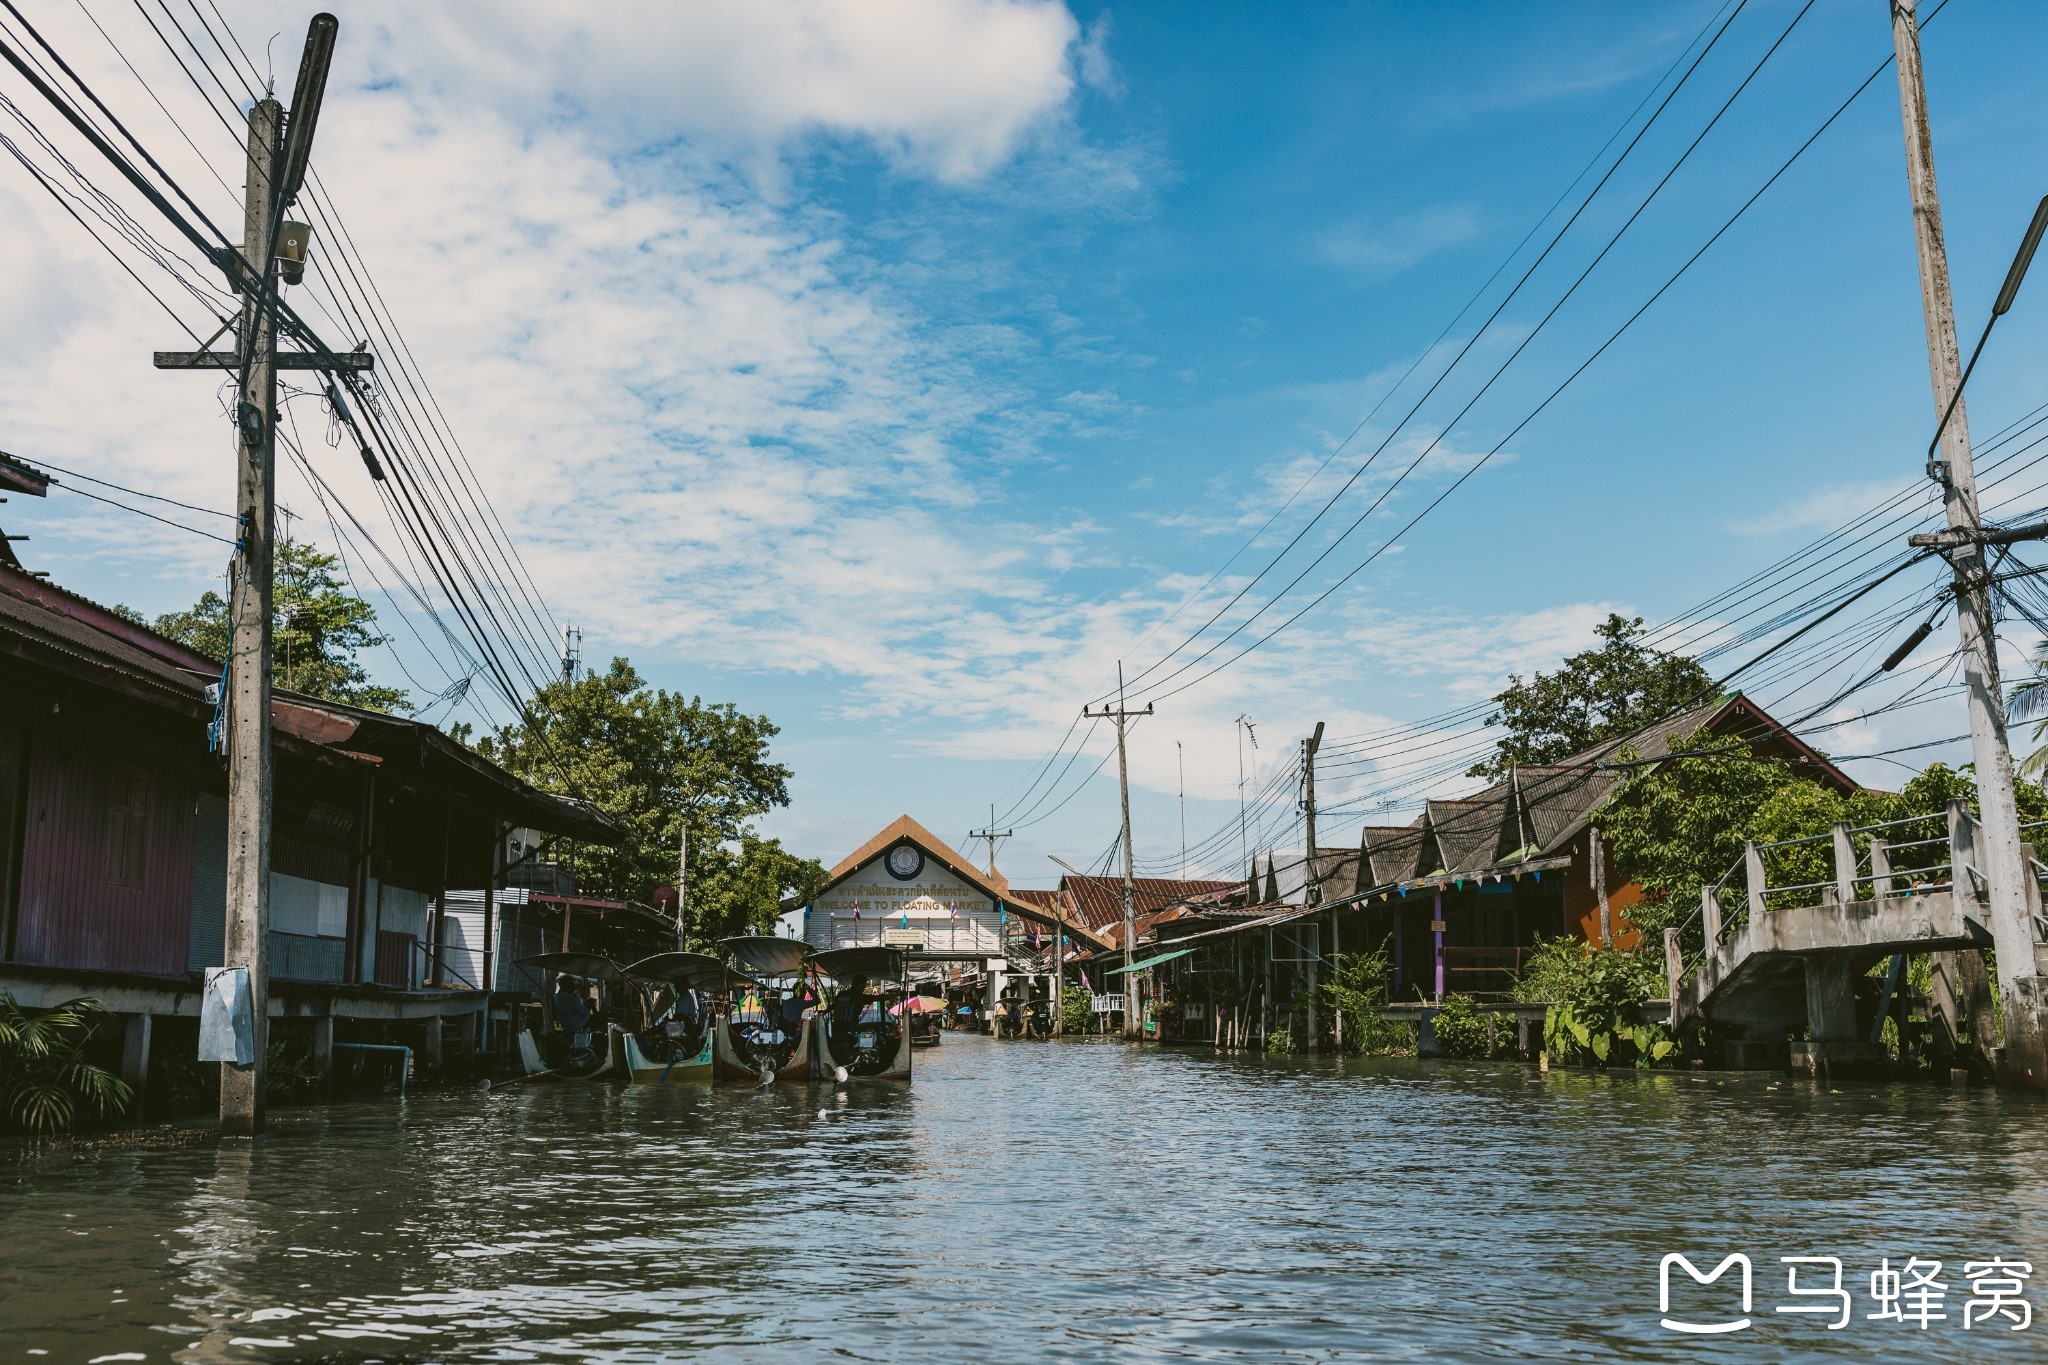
[1105,947,1195,976]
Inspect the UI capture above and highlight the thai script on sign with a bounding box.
[1660,1253,2032,1335]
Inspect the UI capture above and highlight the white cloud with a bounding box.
[344,0,1087,182]
[1314,205,1483,278]
[1730,477,1926,537]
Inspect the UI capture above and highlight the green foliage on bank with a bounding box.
[1430,993,1494,1059]
[1060,986,1093,1033]
[1515,940,1674,1068]
[0,991,132,1136]
[1318,945,1417,1056]
[1596,729,2048,953]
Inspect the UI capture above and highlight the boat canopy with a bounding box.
[623,951,745,992]
[517,951,623,980]
[812,946,906,982]
[720,934,812,977]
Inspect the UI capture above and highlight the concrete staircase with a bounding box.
[1666,799,2011,1073]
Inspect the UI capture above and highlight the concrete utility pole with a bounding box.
[218,95,281,1138]
[1085,664,1152,1039]
[1301,722,1325,906]
[152,16,345,1136]
[970,805,1013,879]
[1301,721,1331,1048]
[1886,0,2045,1087]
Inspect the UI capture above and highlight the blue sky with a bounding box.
[6,0,2048,888]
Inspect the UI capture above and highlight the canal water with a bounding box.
[3,1035,2045,1361]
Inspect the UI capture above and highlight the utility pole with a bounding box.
[153,16,343,1137]
[1235,714,1257,883]
[675,822,688,949]
[970,804,1013,879]
[1084,663,1152,1039]
[1301,722,1325,906]
[1302,722,1329,1050]
[1887,0,2046,1087]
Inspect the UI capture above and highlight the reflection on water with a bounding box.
[2,1035,2045,1360]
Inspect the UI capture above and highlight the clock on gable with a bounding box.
[884,843,924,881]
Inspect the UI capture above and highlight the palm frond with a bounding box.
[7,1079,75,1136]
[57,1063,132,1117]
[2012,676,2048,724]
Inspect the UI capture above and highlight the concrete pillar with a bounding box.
[120,1013,152,1123]
[311,1014,334,1084]
[1797,955,1873,1079]
[422,1014,443,1071]
[1805,957,1858,1042]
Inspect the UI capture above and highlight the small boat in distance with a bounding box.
[714,935,817,1084]
[616,951,735,1084]
[812,946,913,1082]
[514,951,625,1082]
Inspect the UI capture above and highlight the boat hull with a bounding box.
[814,1015,912,1083]
[516,1026,619,1082]
[712,1014,815,1083]
[618,1029,714,1084]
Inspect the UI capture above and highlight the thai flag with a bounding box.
[852,903,861,920]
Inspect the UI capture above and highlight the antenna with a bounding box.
[560,624,582,682]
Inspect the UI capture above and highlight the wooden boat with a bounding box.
[811,946,913,1083]
[714,935,818,1083]
[513,951,624,1082]
[615,951,733,1085]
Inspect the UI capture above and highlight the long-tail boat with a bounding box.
[811,946,913,1083]
[615,951,736,1084]
[714,935,817,1083]
[513,951,624,1081]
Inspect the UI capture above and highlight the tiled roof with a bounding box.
[1058,874,1238,934]
[1330,694,1855,895]
[0,563,616,842]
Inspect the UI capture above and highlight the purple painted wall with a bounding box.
[13,717,195,976]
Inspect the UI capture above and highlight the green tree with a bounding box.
[153,539,408,713]
[1471,613,1714,779]
[475,658,823,938]
[1596,734,2048,951]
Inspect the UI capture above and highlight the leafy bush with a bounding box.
[1319,945,1417,1056]
[1515,939,1674,1068]
[1431,993,1492,1059]
[1060,986,1093,1033]
[0,990,133,1135]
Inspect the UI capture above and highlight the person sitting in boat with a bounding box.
[553,975,592,1037]
[832,974,870,1037]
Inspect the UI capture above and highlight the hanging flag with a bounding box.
[852,903,862,921]
[900,910,909,929]
[1081,969,1091,991]
[949,902,958,920]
